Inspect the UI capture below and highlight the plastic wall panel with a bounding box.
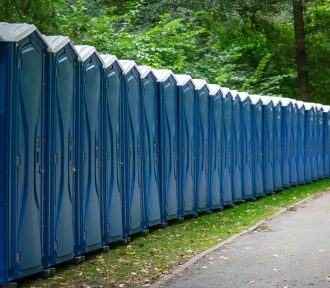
[263,103,274,193]
[297,107,306,184]
[290,105,298,185]
[273,104,283,190]
[282,105,292,187]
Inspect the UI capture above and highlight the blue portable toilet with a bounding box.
[100,54,125,244]
[208,84,223,209]
[118,60,143,237]
[290,99,298,186]
[220,87,234,205]
[230,90,243,202]
[296,100,306,184]
[192,79,210,212]
[316,104,325,178]
[260,96,274,193]
[280,98,293,187]
[237,92,254,200]
[0,23,48,283]
[175,74,197,216]
[153,69,179,222]
[138,66,162,228]
[44,35,78,266]
[250,95,264,197]
[311,103,319,180]
[323,106,330,178]
[75,45,104,253]
[271,97,283,191]
[304,102,314,183]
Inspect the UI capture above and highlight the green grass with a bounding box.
[21,179,330,288]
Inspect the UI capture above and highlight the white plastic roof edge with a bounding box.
[280,97,293,107]
[207,84,221,96]
[74,45,103,63]
[174,74,193,86]
[260,95,273,105]
[270,96,281,106]
[138,65,155,79]
[229,89,239,98]
[323,105,330,113]
[100,54,122,70]
[43,35,73,54]
[295,100,305,109]
[0,23,39,42]
[315,103,323,111]
[118,60,141,75]
[304,102,315,110]
[249,94,262,105]
[152,69,174,82]
[237,92,249,101]
[220,87,230,97]
[192,79,207,90]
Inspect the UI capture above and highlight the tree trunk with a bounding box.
[293,0,309,101]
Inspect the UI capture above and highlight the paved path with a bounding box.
[164,192,330,288]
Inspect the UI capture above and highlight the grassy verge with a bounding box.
[21,179,330,288]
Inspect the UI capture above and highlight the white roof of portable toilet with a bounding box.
[192,79,207,90]
[152,69,174,82]
[315,103,323,111]
[207,84,221,96]
[100,54,123,70]
[43,35,75,54]
[118,60,141,75]
[0,23,42,42]
[75,45,103,63]
[237,92,250,101]
[270,96,281,106]
[138,65,156,79]
[260,95,273,105]
[219,87,230,97]
[174,74,193,86]
[249,94,262,105]
[323,105,330,113]
[304,102,314,110]
[295,100,305,109]
[280,97,293,106]
[230,89,238,98]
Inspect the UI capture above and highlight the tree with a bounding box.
[293,0,309,101]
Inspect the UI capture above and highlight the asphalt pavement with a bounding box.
[164,192,330,288]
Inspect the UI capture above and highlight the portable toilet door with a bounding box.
[100,55,125,244]
[193,79,210,212]
[323,106,330,178]
[208,84,223,209]
[119,60,143,237]
[311,104,318,180]
[153,69,179,222]
[238,92,254,200]
[250,95,264,197]
[296,101,306,184]
[44,35,78,266]
[231,90,243,202]
[175,74,197,216]
[260,96,274,193]
[271,97,283,191]
[138,66,161,228]
[316,104,325,178]
[220,87,234,205]
[0,23,48,282]
[304,103,314,183]
[281,98,292,188]
[290,100,298,186]
[75,45,103,254]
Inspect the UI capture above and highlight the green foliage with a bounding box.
[0,0,329,103]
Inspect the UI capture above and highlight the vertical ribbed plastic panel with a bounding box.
[101,55,124,244]
[193,79,210,212]
[231,90,243,202]
[238,92,254,199]
[139,66,161,228]
[154,70,179,221]
[290,100,298,185]
[208,85,223,209]
[316,104,325,178]
[176,74,197,216]
[45,36,78,266]
[324,106,330,178]
[296,101,306,184]
[281,98,292,187]
[304,103,314,182]
[221,88,234,205]
[75,45,103,253]
[271,97,283,191]
[119,60,143,236]
[250,95,264,197]
[261,96,274,193]
[0,23,47,282]
[311,104,318,180]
